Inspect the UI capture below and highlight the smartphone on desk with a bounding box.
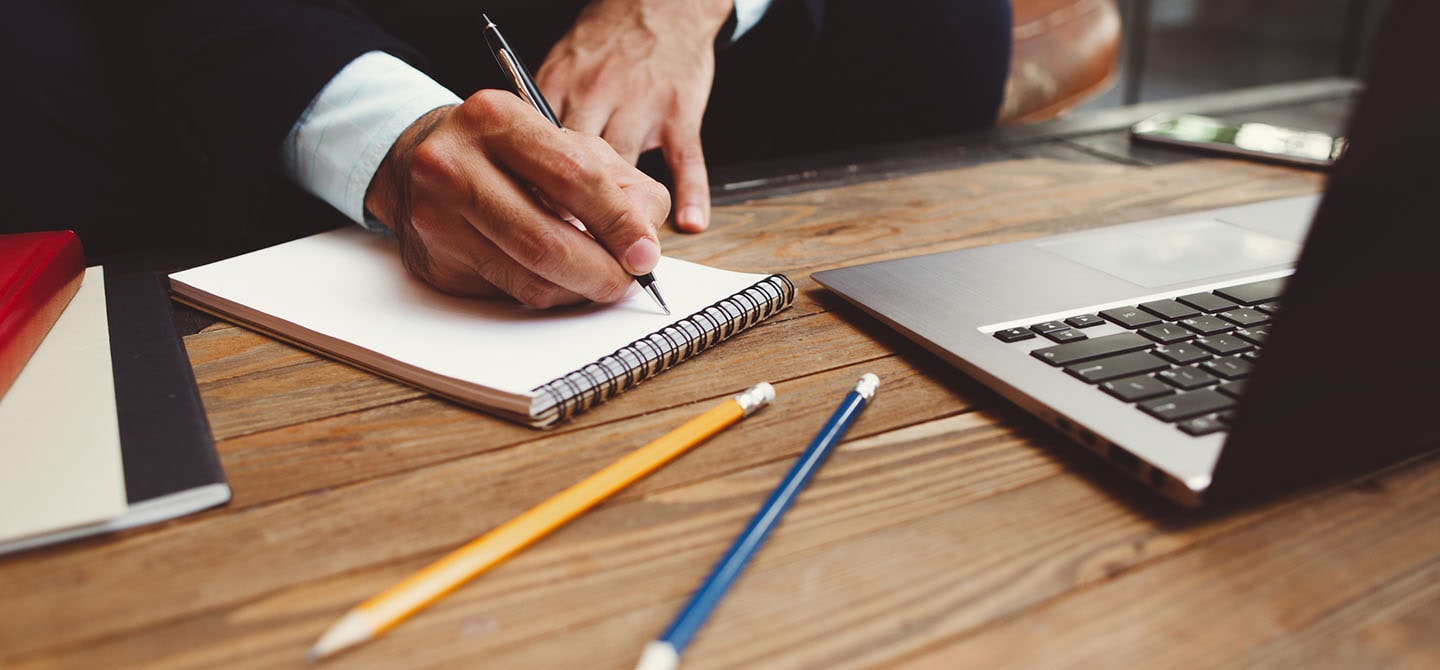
[1130,113,1346,168]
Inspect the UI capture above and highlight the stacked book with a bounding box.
[0,231,229,555]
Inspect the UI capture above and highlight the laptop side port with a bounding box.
[1107,443,1141,475]
[1148,465,1168,490]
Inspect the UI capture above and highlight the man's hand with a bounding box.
[535,0,734,233]
[364,90,671,308]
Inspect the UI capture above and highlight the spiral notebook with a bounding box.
[168,228,793,427]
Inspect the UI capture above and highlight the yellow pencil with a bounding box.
[307,382,775,660]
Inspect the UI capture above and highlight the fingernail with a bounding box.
[624,238,661,274]
[677,205,707,231]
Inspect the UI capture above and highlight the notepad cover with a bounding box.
[0,230,85,401]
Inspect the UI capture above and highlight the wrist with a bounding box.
[364,105,455,232]
[628,0,734,43]
[699,0,737,41]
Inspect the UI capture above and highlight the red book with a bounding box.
[0,231,85,401]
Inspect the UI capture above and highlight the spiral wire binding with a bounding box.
[530,274,795,426]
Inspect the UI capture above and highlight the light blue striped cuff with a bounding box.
[281,51,461,229]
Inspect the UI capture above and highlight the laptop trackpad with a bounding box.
[1035,218,1300,288]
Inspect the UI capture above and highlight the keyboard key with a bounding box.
[1256,301,1282,315]
[1215,277,1288,305]
[1233,327,1271,345]
[1202,355,1256,379]
[1044,328,1088,343]
[1139,299,1200,320]
[1140,389,1236,422]
[1158,365,1219,390]
[1178,315,1234,335]
[1139,323,1194,344]
[1194,334,1254,356]
[1101,374,1175,402]
[1065,314,1106,329]
[1177,292,1238,313]
[1178,414,1228,436]
[1153,343,1212,365]
[1218,308,1271,327]
[1031,332,1152,366]
[994,327,1036,342]
[1066,351,1170,383]
[1099,307,1161,329]
[1030,321,1069,334]
[1217,380,1248,398]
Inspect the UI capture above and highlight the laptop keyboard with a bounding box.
[993,277,1287,437]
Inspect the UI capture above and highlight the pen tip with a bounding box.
[640,280,669,315]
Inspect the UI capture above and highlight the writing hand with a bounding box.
[535,0,734,233]
[364,90,671,308]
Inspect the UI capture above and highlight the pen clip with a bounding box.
[497,49,540,112]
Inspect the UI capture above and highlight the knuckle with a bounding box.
[512,224,575,278]
[647,182,673,212]
[610,137,641,159]
[596,273,633,303]
[464,89,515,120]
[553,144,600,183]
[407,141,463,193]
[669,141,706,167]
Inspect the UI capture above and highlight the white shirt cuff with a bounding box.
[732,0,775,40]
[281,51,462,227]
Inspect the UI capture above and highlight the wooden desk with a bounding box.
[7,91,1440,669]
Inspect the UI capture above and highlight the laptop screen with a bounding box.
[1210,0,1440,501]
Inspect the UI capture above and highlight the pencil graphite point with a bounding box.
[307,610,372,661]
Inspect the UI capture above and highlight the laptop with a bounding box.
[813,0,1440,507]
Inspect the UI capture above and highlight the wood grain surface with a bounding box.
[5,157,1437,670]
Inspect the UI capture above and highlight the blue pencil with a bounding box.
[636,373,880,670]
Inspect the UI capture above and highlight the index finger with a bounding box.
[493,128,671,276]
[662,126,710,233]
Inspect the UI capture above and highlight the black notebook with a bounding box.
[0,271,229,555]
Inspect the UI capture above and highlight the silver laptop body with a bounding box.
[814,0,1440,507]
[816,197,1313,506]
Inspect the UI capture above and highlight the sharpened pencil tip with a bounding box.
[307,610,372,661]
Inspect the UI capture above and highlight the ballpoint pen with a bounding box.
[481,14,670,315]
[636,373,880,670]
[308,382,776,660]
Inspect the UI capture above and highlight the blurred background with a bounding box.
[1085,0,1395,110]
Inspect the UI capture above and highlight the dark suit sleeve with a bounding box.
[109,1,424,203]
